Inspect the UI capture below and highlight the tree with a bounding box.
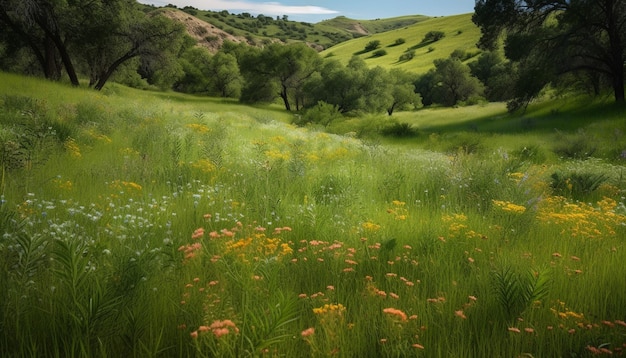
[0,0,189,90]
[240,43,320,111]
[83,11,190,90]
[208,52,242,98]
[473,0,626,103]
[387,69,421,115]
[432,57,484,106]
[0,0,80,85]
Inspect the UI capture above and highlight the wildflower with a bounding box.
[383,308,408,322]
[191,228,205,240]
[301,327,315,337]
[190,331,198,339]
[508,327,521,333]
[380,338,387,344]
[455,310,467,319]
[409,315,418,320]
[389,292,400,299]
[327,285,335,291]
[412,344,425,349]
[571,255,581,261]
[524,328,535,334]
[468,295,477,301]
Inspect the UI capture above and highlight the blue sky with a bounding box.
[138,0,475,23]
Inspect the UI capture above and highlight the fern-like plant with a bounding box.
[491,266,550,322]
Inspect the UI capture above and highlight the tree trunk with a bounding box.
[94,53,136,90]
[280,84,291,111]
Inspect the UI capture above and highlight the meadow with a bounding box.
[1,71,625,357]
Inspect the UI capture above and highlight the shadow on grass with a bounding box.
[416,100,625,135]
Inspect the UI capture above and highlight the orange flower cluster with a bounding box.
[383,307,408,322]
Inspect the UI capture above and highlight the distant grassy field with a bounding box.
[1,72,625,357]
[321,13,481,73]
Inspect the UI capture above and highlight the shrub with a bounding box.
[294,101,342,127]
[552,129,597,159]
[364,40,381,52]
[550,171,609,199]
[399,50,415,62]
[380,121,418,137]
[372,49,387,57]
[422,30,445,43]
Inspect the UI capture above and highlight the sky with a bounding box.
[137,0,475,23]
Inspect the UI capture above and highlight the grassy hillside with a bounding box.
[321,13,481,73]
[158,4,429,50]
[2,72,626,357]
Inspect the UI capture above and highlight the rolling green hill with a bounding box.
[157,4,430,50]
[320,13,481,74]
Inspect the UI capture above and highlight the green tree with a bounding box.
[473,0,626,103]
[0,0,189,90]
[0,0,80,85]
[175,47,213,93]
[432,57,484,106]
[240,43,320,111]
[387,69,421,115]
[208,52,242,98]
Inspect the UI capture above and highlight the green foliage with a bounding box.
[398,50,415,62]
[1,73,626,357]
[380,121,418,137]
[491,266,550,322]
[550,171,609,199]
[422,30,445,43]
[431,57,484,107]
[294,101,342,127]
[364,40,382,52]
[372,49,387,57]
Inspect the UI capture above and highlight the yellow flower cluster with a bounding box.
[492,200,527,214]
[63,138,81,158]
[53,179,73,191]
[537,196,624,238]
[265,149,290,161]
[313,303,346,315]
[362,221,381,232]
[186,123,210,133]
[442,213,468,238]
[109,180,142,193]
[87,129,112,143]
[190,159,215,173]
[224,233,293,262]
[387,200,408,220]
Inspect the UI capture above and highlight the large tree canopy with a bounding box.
[0,0,189,90]
[473,0,626,104]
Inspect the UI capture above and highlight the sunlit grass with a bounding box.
[1,72,625,357]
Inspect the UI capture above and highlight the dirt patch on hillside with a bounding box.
[350,23,369,35]
[158,9,248,53]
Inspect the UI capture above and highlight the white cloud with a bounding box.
[140,0,339,16]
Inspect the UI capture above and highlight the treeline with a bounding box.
[1,0,623,121]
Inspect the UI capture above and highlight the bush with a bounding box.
[372,49,387,57]
[552,129,597,159]
[399,50,415,62]
[422,30,445,43]
[294,101,342,127]
[380,121,418,137]
[550,171,609,199]
[364,40,381,52]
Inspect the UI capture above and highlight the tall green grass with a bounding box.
[1,72,625,356]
